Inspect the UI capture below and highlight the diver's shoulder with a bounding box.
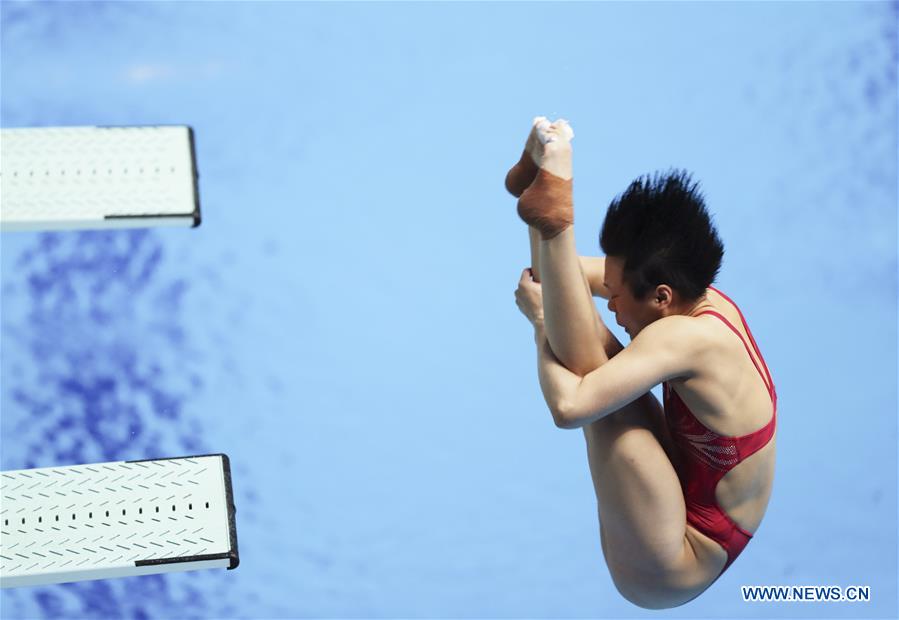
[637,314,712,348]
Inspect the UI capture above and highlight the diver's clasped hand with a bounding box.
[514,268,544,328]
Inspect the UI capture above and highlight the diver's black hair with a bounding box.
[599,169,724,301]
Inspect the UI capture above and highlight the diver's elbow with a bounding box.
[551,401,581,430]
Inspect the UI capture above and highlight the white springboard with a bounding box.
[0,454,238,588]
[0,125,201,231]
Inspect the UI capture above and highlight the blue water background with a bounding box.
[1,2,896,618]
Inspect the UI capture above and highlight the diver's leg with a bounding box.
[515,121,606,377]
[507,119,548,283]
[587,395,728,608]
[528,226,541,282]
[508,117,590,293]
[536,227,608,376]
[528,227,598,304]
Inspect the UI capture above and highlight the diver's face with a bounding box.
[603,256,660,338]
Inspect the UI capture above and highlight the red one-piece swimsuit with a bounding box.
[663,285,777,575]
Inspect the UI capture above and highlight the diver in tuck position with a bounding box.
[507,118,776,609]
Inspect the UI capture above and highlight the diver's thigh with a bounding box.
[584,395,688,574]
[586,396,727,607]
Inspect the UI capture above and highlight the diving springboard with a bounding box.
[0,454,238,589]
[0,125,201,231]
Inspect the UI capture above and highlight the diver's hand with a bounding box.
[515,268,544,328]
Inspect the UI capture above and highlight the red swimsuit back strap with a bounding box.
[707,286,776,395]
[696,309,774,399]
[696,309,777,458]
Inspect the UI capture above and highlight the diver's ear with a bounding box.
[654,285,674,308]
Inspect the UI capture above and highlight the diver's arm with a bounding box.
[579,256,611,299]
[536,316,700,429]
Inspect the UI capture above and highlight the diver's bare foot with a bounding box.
[504,116,549,197]
[532,119,573,180]
[517,119,575,239]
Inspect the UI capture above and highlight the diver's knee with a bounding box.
[606,561,695,610]
[611,579,690,610]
